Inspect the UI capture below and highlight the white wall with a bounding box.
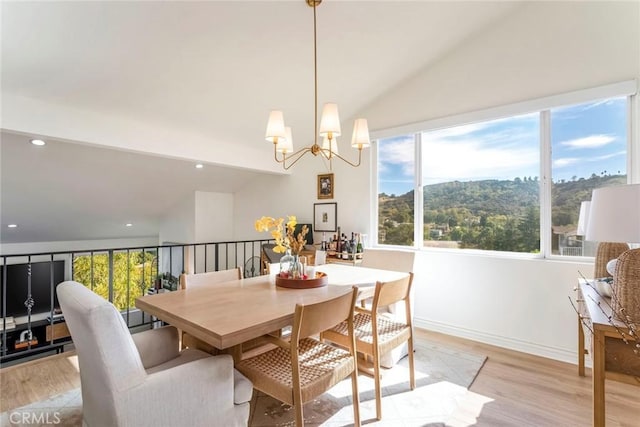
[412,251,593,363]
[0,237,160,257]
[159,193,195,244]
[194,191,234,242]
[361,1,639,131]
[233,150,371,244]
[233,1,638,363]
[2,93,284,175]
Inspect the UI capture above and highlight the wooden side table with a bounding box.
[577,280,640,426]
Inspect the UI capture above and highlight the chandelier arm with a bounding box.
[274,143,312,164]
[319,147,363,168]
[317,146,334,171]
[281,146,315,170]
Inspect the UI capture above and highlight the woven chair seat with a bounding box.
[237,337,355,404]
[330,312,411,354]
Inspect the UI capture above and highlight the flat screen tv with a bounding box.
[1,260,65,318]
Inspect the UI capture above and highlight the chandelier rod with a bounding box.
[312,1,319,149]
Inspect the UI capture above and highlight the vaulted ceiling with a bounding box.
[1,1,521,244]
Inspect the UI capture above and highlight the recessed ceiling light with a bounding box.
[195,163,204,169]
[125,223,133,227]
[7,224,18,228]
[31,139,46,146]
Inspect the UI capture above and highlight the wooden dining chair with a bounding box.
[179,268,244,353]
[360,249,416,368]
[179,267,242,290]
[321,273,415,421]
[236,288,361,427]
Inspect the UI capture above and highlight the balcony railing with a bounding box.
[0,239,271,364]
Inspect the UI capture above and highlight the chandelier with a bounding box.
[265,0,371,170]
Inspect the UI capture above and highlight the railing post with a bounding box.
[214,243,219,271]
[108,250,114,303]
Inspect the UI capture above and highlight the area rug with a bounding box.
[1,341,486,427]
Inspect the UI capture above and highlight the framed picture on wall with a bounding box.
[314,202,337,232]
[317,173,334,199]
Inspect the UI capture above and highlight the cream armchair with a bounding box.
[57,281,252,427]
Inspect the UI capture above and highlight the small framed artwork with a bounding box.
[317,173,334,199]
[314,202,337,232]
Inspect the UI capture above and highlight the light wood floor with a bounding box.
[1,329,639,426]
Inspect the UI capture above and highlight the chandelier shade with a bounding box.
[351,118,371,148]
[319,103,342,138]
[265,110,286,144]
[265,0,369,170]
[276,127,294,154]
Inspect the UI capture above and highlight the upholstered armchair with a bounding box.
[57,281,252,427]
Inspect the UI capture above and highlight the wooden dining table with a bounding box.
[135,263,408,359]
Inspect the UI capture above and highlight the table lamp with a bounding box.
[585,184,640,323]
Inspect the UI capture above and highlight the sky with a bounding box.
[378,97,627,196]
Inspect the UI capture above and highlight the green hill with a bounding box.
[378,174,626,250]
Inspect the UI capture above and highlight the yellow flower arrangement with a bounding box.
[255,215,309,255]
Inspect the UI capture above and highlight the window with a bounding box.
[377,135,415,246]
[421,114,540,252]
[551,97,627,257]
[373,83,635,256]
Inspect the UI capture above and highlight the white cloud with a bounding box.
[379,114,540,184]
[590,150,626,162]
[420,139,538,183]
[559,134,616,149]
[553,157,580,168]
[378,137,415,176]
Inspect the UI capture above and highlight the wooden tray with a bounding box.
[276,272,328,289]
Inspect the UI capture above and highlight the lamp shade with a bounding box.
[585,184,640,243]
[319,103,341,137]
[576,201,591,236]
[265,110,286,143]
[322,136,339,158]
[276,127,294,153]
[351,118,371,148]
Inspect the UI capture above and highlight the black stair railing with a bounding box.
[0,239,271,364]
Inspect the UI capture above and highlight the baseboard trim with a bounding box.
[414,317,579,365]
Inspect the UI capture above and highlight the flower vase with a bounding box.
[279,250,294,278]
[280,250,303,279]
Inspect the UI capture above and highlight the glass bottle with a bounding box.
[279,249,295,277]
[356,233,363,258]
[290,253,303,279]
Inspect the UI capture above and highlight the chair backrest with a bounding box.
[361,248,415,273]
[372,273,414,315]
[57,281,146,427]
[314,250,327,266]
[180,267,242,290]
[266,262,281,275]
[291,287,358,342]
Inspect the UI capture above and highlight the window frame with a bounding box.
[371,80,638,259]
